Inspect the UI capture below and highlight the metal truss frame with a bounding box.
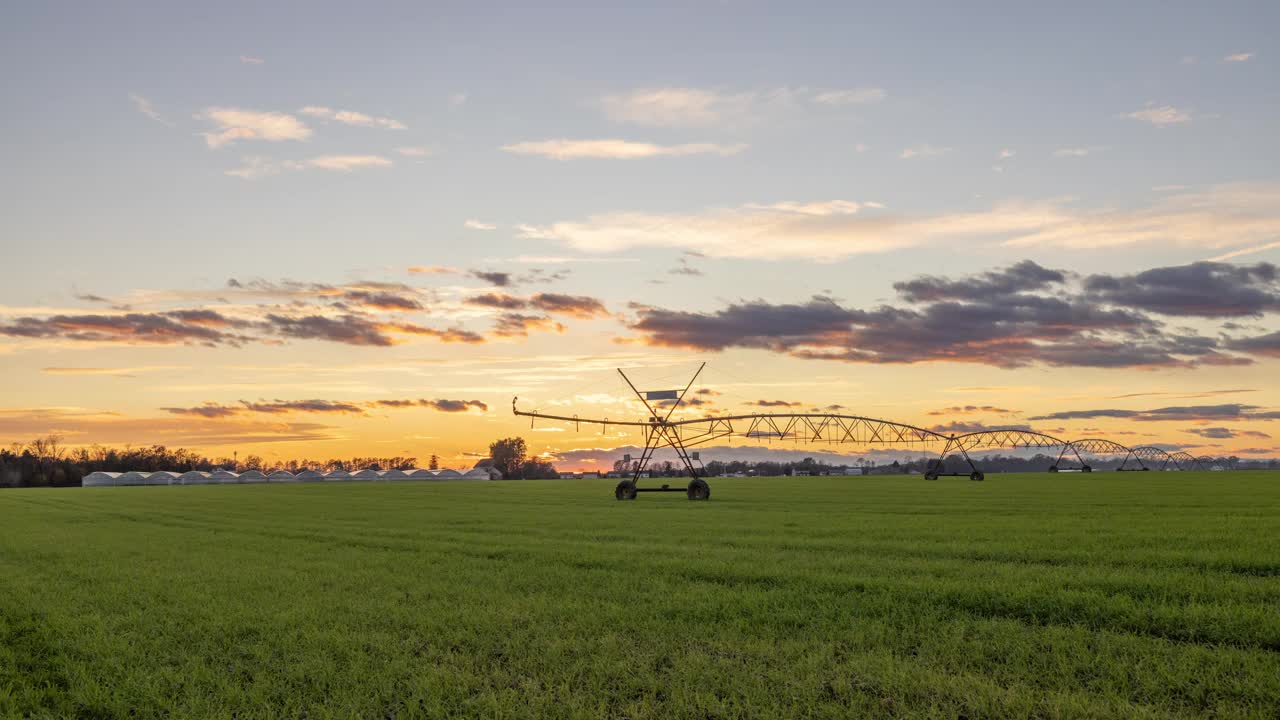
[511,366,1211,495]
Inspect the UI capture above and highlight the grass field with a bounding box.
[2,473,1279,719]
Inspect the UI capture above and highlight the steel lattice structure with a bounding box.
[512,364,1208,500]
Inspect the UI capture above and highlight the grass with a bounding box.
[1,472,1279,719]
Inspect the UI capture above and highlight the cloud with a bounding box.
[624,260,1256,369]
[265,314,481,347]
[239,55,265,65]
[1183,427,1270,439]
[1223,52,1254,63]
[386,324,485,344]
[463,292,606,319]
[900,144,949,159]
[748,400,801,407]
[528,293,608,318]
[0,408,341,447]
[599,86,884,127]
[163,403,243,419]
[41,366,180,378]
[397,146,431,157]
[998,148,1016,159]
[1227,330,1280,358]
[1208,240,1280,262]
[448,93,468,109]
[164,399,368,417]
[129,93,170,125]
[927,406,1017,416]
[1083,262,1279,317]
[419,398,487,413]
[599,87,750,127]
[307,155,392,171]
[166,397,488,419]
[501,139,746,160]
[1,280,488,350]
[1125,105,1191,126]
[1029,404,1280,422]
[407,265,457,275]
[263,314,397,346]
[999,184,1280,250]
[0,311,252,346]
[464,220,497,230]
[492,313,564,337]
[1053,148,1090,157]
[339,290,423,312]
[225,156,282,180]
[225,155,394,179]
[300,106,406,129]
[894,260,1066,302]
[669,256,703,276]
[202,107,312,148]
[811,88,887,106]
[516,199,920,260]
[464,293,528,310]
[928,421,1034,435]
[470,271,512,287]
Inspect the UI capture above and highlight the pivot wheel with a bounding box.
[924,472,938,481]
[615,479,638,501]
[687,478,710,501]
[969,471,985,482]
[1048,465,1059,473]
[1081,465,1093,473]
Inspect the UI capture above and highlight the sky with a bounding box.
[2,1,1279,470]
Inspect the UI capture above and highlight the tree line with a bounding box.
[0,434,560,488]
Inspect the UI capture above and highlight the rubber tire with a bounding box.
[615,479,638,501]
[969,471,985,482]
[1048,465,1059,473]
[1081,465,1092,473]
[687,478,710,501]
[924,472,938,481]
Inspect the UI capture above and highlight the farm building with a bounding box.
[80,466,497,487]
[82,471,120,486]
[116,471,148,486]
[146,471,179,486]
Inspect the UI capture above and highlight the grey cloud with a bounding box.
[1084,262,1280,317]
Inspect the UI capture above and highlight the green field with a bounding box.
[2,473,1279,719]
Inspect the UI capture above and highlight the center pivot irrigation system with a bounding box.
[512,363,1209,501]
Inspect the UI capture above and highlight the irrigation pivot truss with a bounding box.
[511,363,1207,500]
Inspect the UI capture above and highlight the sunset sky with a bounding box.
[3,2,1279,469]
